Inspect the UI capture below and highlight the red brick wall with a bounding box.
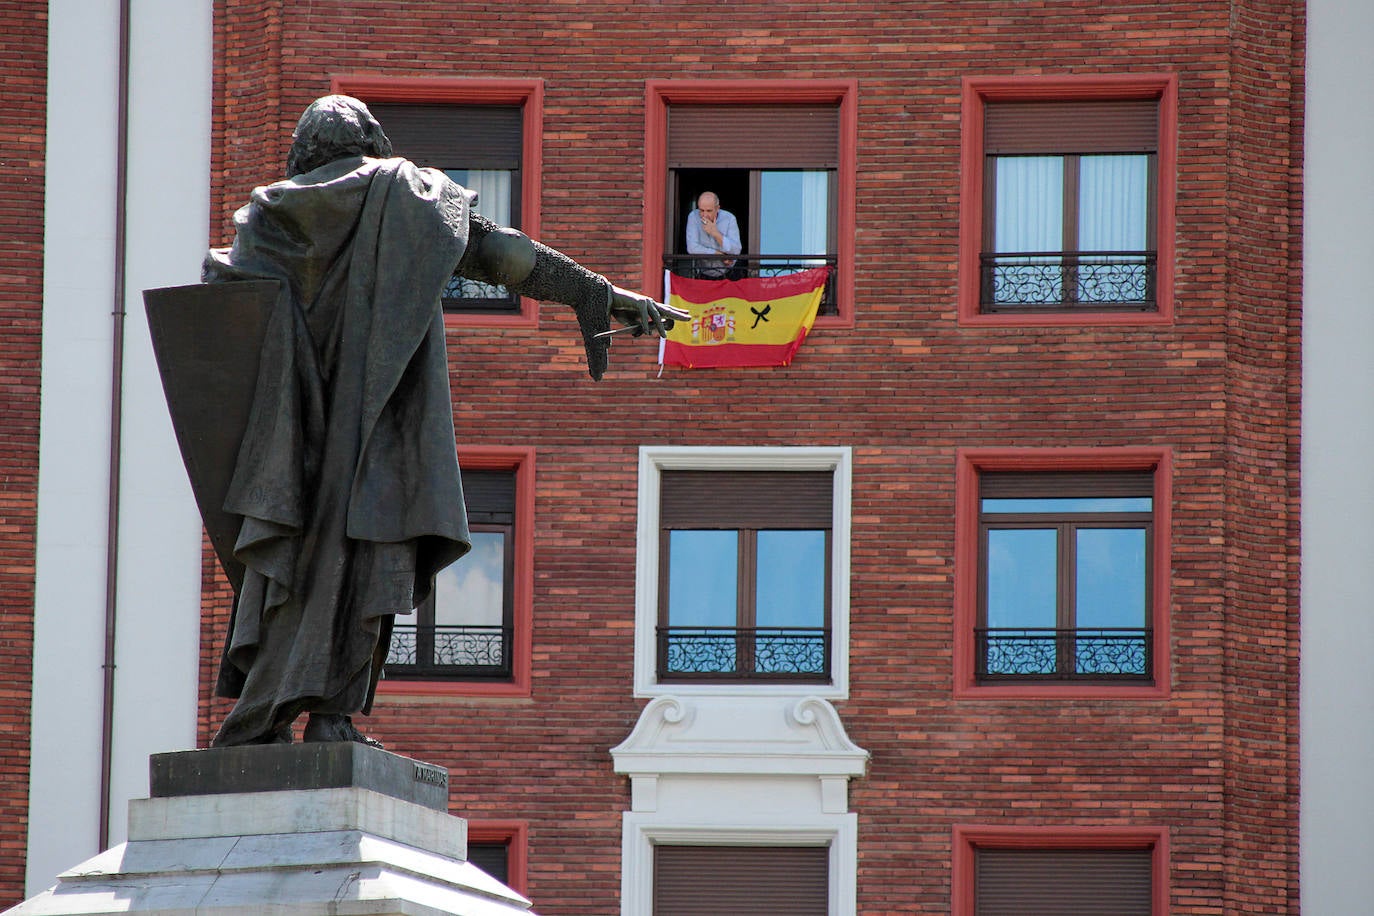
[206,1,1303,912]
[1221,0,1304,911]
[0,1,46,906]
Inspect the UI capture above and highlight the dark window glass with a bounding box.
[468,840,511,884]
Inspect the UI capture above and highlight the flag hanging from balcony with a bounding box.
[659,266,829,370]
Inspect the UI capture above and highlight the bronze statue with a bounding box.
[162,95,683,747]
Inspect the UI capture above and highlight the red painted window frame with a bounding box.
[377,445,535,699]
[953,447,1171,699]
[952,824,1170,916]
[468,819,530,896]
[642,79,858,329]
[958,74,1178,327]
[333,76,545,329]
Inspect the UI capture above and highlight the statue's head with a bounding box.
[286,95,394,178]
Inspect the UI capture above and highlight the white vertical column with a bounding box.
[1301,0,1374,911]
[30,0,212,895]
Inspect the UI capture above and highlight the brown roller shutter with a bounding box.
[654,845,828,915]
[984,99,1158,154]
[979,470,1154,500]
[661,470,833,529]
[466,842,510,885]
[975,848,1152,916]
[365,102,522,170]
[461,469,516,525]
[668,104,839,168]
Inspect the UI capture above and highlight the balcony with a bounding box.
[975,627,1152,681]
[658,626,831,681]
[385,624,511,679]
[980,250,1156,312]
[663,253,838,316]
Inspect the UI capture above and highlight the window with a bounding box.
[959,75,1177,325]
[658,471,831,682]
[953,448,1171,698]
[653,845,828,915]
[666,105,837,304]
[643,81,857,326]
[376,445,534,698]
[634,446,852,698]
[387,469,515,679]
[467,821,528,895]
[367,103,524,312]
[977,471,1152,682]
[953,827,1168,916]
[336,77,543,326]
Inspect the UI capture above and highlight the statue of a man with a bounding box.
[199,95,682,747]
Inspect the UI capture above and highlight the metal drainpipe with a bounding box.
[98,0,133,851]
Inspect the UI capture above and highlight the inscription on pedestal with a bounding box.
[414,762,448,788]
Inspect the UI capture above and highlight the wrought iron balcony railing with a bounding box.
[658,626,831,681]
[980,250,1157,312]
[975,627,1152,681]
[385,624,511,679]
[663,253,839,316]
[442,274,519,313]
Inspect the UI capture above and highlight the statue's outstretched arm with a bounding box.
[455,213,687,379]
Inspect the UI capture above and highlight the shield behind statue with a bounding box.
[144,280,278,593]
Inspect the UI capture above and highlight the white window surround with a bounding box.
[612,694,867,916]
[634,445,852,698]
[620,819,858,916]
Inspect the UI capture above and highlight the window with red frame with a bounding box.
[367,102,524,314]
[976,470,1153,683]
[979,99,1160,313]
[664,103,840,314]
[386,469,515,680]
[976,847,1152,915]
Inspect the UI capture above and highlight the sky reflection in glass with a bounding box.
[434,530,505,627]
[755,529,826,628]
[1076,527,1146,628]
[668,530,738,627]
[986,528,1057,629]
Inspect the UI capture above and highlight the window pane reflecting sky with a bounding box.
[983,497,1151,514]
[1076,527,1147,628]
[435,530,505,627]
[755,529,826,628]
[668,530,738,627]
[986,528,1057,629]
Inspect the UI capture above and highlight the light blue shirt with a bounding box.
[685,207,742,257]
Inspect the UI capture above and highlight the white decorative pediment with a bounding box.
[611,695,868,779]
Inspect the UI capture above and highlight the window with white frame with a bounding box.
[635,447,851,697]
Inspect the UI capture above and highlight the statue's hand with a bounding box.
[609,285,691,338]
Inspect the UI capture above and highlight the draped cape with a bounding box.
[202,156,473,744]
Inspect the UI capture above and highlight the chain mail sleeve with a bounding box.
[456,213,613,380]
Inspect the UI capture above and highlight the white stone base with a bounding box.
[6,788,534,915]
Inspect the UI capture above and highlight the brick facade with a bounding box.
[0,1,47,905]
[202,1,1303,912]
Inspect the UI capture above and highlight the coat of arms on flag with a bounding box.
[659,266,829,370]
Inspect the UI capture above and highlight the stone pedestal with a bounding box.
[6,744,535,915]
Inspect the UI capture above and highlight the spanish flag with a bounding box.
[659,266,829,369]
